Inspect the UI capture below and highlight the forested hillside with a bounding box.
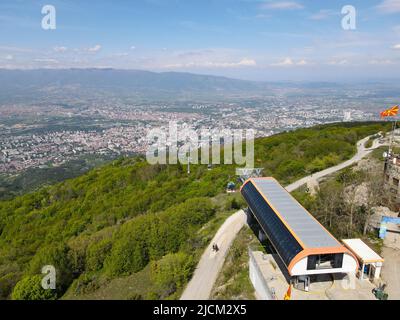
[0,122,390,300]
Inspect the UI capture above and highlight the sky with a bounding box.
[0,0,400,81]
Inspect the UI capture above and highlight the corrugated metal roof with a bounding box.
[342,239,384,263]
[250,178,341,249]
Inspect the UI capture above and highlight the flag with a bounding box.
[381,105,399,118]
[284,285,292,300]
[387,105,399,116]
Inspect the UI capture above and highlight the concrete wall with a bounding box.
[248,249,273,300]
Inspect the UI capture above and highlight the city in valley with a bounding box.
[0,96,377,173]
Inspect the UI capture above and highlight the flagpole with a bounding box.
[389,120,395,155]
[390,119,398,155]
[383,105,399,155]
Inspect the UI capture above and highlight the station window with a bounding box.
[393,178,399,186]
[307,254,343,270]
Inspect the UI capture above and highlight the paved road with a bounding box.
[286,135,383,192]
[180,210,246,300]
[180,134,383,300]
[381,247,400,300]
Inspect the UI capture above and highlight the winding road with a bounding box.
[180,134,384,300]
[286,135,382,192]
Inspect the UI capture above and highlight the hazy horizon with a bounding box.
[1,0,400,81]
[1,67,400,84]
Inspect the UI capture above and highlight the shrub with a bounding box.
[70,273,101,295]
[0,273,20,299]
[225,197,245,211]
[86,239,112,272]
[11,275,57,300]
[105,198,215,277]
[127,293,143,300]
[28,243,73,295]
[150,252,195,297]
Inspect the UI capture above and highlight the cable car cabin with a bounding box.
[241,177,358,277]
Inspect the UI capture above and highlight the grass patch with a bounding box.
[364,138,374,149]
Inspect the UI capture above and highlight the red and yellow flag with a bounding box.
[381,105,399,118]
[284,285,292,300]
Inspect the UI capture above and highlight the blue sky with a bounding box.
[1,0,400,81]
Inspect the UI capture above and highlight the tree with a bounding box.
[150,253,195,298]
[105,232,149,276]
[28,243,73,295]
[338,168,365,236]
[363,171,384,235]
[316,180,342,228]
[86,239,112,272]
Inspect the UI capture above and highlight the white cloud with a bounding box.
[368,59,393,65]
[34,58,59,63]
[236,58,257,66]
[261,1,304,10]
[113,53,129,57]
[130,46,136,50]
[4,54,13,60]
[377,0,400,13]
[297,59,308,65]
[393,44,400,49]
[310,10,335,20]
[53,46,68,53]
[87,44,102,53]
[271,57,294,66]
[328,59,348,65]
[0,46,33,53]
[165,58,257,69]
[270,58,307,66]
[255,13,272,19]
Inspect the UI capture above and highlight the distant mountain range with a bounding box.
[0,69,268,101]
[0,68,398,103]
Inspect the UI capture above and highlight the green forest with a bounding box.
[0,121,391,300]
